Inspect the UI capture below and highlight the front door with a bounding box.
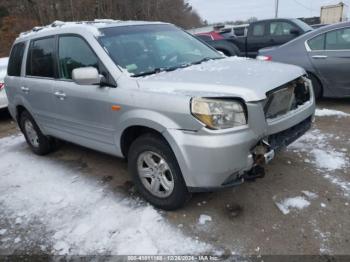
[52,35,116,154]
[268,21,298,47]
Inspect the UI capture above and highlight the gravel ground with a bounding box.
[0,99,349,257]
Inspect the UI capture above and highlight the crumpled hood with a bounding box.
[136,57,305,102]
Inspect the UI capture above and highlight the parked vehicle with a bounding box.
[201,18,313,58]
[5,20,315,210]
[218,24,249,38]
[195,31,240,56]
[0,57,9,110]
[258,21,350,99]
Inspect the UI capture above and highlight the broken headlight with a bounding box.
[191,98,247,130]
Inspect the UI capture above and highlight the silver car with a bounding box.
[258,21,350,99]
[0,57,8,109]
[5,20,315,210]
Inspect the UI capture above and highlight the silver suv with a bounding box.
[5,20,315,210]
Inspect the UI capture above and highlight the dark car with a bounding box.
[258,21,350,99]
[195,31,241,56]
[221,18,313,58]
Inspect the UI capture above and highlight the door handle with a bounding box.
[54,91,66,100]
[20,86,30,93]
[312,55,328,59]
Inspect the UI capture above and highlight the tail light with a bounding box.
[257,55,272,61]
[0,82,4,90]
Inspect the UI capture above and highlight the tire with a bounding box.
[128,134,190,210]
[19,110,54,155]
[309,73,322,100]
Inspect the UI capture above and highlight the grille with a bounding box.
[264,77,311,119]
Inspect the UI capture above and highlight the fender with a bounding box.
[114,109,185,156]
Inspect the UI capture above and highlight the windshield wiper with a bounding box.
[191,57,223,65]
[132,57,223,77]
[132,64,190,77]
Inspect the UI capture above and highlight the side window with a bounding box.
[325,28,350,50]
[308,34,325,50]
[252,23,265,37]
[270,22,296,36]
[26,37,55,78]
[8,42,25,76]
[58,36,99,79]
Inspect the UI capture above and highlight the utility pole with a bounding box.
[275,0,279,18]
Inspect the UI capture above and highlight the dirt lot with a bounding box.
[0,99,349,257]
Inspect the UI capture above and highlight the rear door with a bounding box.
[307,27,350,96]
[52,35,116,153]
[22,37,57,133]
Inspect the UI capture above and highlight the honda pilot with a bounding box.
[5,20,315,210]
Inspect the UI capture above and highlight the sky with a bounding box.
[187,0,350,23]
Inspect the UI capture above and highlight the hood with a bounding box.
[136,57,305,102]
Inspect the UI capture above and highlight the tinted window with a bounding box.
[308,34,325,50]
[325,28,350,50]
[27,37,55,78]
[8,42,25,76]
[58,36,99,79]
[196,35,212,42]
[252,23,265,36]
[270,22,296,36]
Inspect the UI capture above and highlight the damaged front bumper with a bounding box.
[163,92,315,192]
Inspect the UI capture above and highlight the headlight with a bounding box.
[191,98,247,130]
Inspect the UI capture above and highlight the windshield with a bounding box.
[292,19,313,32]
[98,24,222,77]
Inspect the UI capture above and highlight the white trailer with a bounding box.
[321,2,348,24]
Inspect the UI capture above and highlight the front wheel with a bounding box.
[128,134,190,210]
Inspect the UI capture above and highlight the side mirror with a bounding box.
[72,67,101,85]
[290,29,300,36]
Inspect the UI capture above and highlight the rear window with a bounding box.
[308,34,325,50]
[8,42,25,76]
[26,37,56,78]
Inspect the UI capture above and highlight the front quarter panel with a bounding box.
[113,89,203,156]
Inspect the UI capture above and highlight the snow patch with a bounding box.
[315,108,350,117]
[311,149,347,170]
[274,196,310,215]
[0,135,211,255]
[301,191,318,200]
[198,215,212,225]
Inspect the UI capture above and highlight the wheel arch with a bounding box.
[307,71,323,98]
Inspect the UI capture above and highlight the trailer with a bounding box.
[321,2,348,24]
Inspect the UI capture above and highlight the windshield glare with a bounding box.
[99,24,222,76]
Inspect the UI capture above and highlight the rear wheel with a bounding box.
[128,134,190,210]
[19,111,54,155]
